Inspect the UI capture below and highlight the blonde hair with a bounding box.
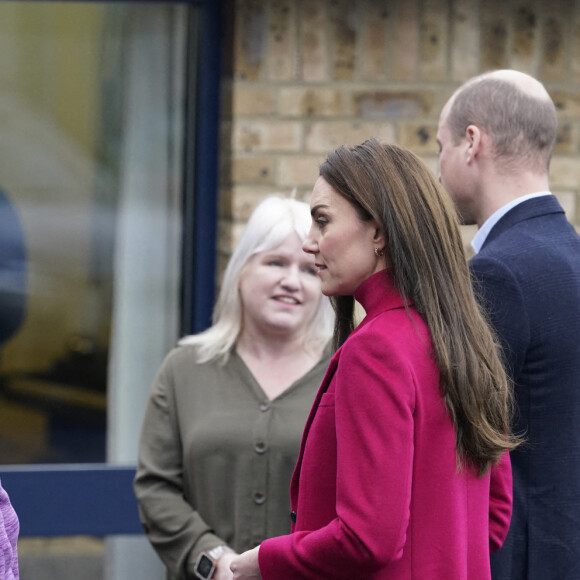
[179,195,334,363]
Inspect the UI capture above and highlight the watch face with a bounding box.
[196,554,215,578]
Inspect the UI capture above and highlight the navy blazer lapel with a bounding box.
[482,195,565,250]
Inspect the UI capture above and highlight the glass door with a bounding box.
[0,1,221,578]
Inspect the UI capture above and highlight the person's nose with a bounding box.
[280,265,300,290]
[303,229,317,255]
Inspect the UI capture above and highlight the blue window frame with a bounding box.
[1,0,221,537]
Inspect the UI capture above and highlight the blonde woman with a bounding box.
[134,195,333,580]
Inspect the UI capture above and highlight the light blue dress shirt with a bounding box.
[471,192,552,254]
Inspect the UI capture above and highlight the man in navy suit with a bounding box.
[437,69,580,580]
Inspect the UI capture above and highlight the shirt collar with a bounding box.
[471,191,552,254]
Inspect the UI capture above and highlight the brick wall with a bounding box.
[219,0,580,266]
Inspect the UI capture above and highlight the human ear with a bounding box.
[465,124,482,162]
[372,224,386,249]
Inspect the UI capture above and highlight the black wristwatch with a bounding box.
[194,545,229,580]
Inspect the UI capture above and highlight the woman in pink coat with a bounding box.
[231,140,520,580]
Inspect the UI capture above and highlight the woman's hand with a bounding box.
[214,551,238,580]
[229,546,262,580]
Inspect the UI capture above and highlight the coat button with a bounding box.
[259,402,270,412]
[290,511,297,523]
[254,442,266,454]
[254,492,265,505]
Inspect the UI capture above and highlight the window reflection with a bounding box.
[0,2,185,465]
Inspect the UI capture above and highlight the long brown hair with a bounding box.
[319,139,520,475]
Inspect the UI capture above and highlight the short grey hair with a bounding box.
[446,71,557,172]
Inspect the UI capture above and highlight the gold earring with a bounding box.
[374,247,384,257]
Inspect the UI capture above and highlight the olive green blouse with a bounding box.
[134,344,331,580]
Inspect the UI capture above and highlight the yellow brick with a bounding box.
[297,0,327,81]
[352,90,436,118]
[399,124,440,155]
[233,0,266,81]
[220,0,580,242]
[361,0,389,81]
[218,187,233,219]
[279,88,347,117]
[420,0,449,82]
[278,155,326,187]
[304,121,396,153]
[391,0,420,81]
[551,91,580,117]
[541,3,568,82]
[231,186,292,221]
[482,0,509,70]
[511,2,538,74]
[229,222,248,254]
[231,156,275,184]
[571,7,580,83]
[549,156,580,189]
[553,190,577,220]
[554,122,575,154]
[328,0,356,81]
[216,218,236,256]
[232,120,302,152]
[450,0,480,82]
[265,0,297,81]
[232,87,276,116]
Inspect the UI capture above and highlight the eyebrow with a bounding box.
[310,204,329,216]
[262,251,285,258]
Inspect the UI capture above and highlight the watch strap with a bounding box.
[208,545,229,560]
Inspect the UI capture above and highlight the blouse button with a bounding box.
[254,442,267,454]
[253,492,266,505]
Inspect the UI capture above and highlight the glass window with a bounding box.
[0,2,187,466]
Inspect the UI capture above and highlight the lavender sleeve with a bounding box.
[0,478,19,580]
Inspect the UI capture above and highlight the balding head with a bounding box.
[470,69,552,101]
[441,69,557,173]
